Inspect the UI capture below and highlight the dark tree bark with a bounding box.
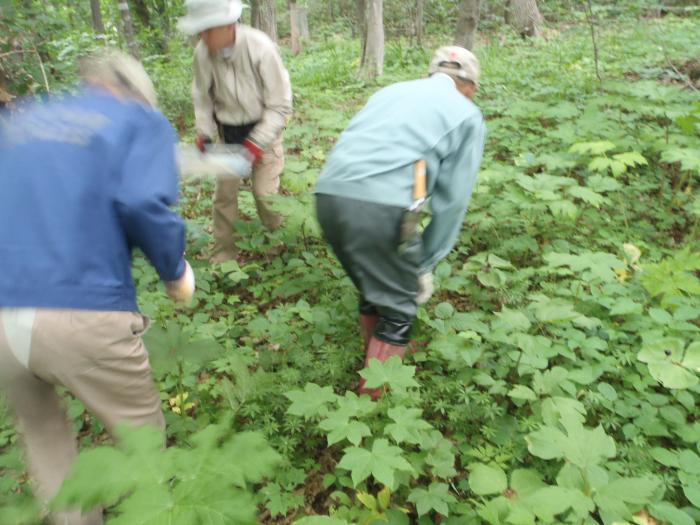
[116,0,140,57]
[357,0,367,65]
[90,0,106,35]
[129,0,151,29]
[454,0,481,50]
[415,0,424,46]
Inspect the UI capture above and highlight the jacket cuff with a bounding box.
[164,256,187,283]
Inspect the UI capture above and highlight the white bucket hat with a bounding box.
[177,0,244,35]
[428,46,481,86]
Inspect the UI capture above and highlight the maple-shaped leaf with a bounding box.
[567,186,606,208]
[319,411,371,446]
[334,391,377,418]
[569,140,616,155]
[408,482,456,516]
[384,406,432,445]
[285,383,339,419]
[336,438,415,488]
[612,151,647,167]
[358,356,419,392]
[526,413,616,469]
[145,324,223,377]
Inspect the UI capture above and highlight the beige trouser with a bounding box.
[0,309,164,525]
[212,138,285,263]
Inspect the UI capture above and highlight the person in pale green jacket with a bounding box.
[315,46,486,399]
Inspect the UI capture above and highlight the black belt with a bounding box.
[217,121,259,145]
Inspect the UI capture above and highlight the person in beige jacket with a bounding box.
[179,0,293,263]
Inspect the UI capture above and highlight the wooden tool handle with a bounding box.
[414,159,427,201]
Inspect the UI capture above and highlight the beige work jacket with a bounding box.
[192,24,292,149]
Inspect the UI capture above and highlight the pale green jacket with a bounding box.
[315,73,486,272]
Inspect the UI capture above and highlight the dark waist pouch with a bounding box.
[217,121,259,145]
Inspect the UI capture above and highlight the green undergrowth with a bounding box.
[1,14,699,525]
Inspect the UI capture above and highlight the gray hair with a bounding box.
[79,49,157,108]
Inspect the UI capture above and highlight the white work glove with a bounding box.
[165,260,195,303]
[416,272,434,305]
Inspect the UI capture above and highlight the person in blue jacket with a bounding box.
[0,50,194,525]
[316,46,486,399]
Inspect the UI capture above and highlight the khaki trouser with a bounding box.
[212,138,285,263]
[0,309,164,525]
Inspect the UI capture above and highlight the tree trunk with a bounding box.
[250,0,260,26]
[360,0,383,80]
[117,0,140,57]
[289,1,301,55]
[129,0,151,29]
[357,0,368,66]
[415,0,424,46]
[298,6,309,39]
[507,0,544,38]
[90,0,106,35]
[0,69,12,108]
[453,0,481,50]
[252,0,277,41]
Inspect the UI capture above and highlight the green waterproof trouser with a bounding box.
[316,193,423,334]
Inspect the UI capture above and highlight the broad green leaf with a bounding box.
[335,391,377,418]
[336,439,414,488]
[526,416,616,468]
[649,502,695,525]
[145,324,223,377]
[285,384,339,419]
[683,342,700,372]
[468,463,508,496]
[434,302,455,319]
[567,186,606,207]
[609,299,643,316]
[594,477,660,517]
[508,385,537,401]
[569,140,616,155]
[525,486,581,521]
[385,407,432,445]
[356,491,377,511]
[660,147,700,173]
[638,339,699,389]
[548,199,578,218]
[678,450,700,475]
[359,356,419,392]
[493,307,532,332]
[408,483,456,517]
[649,448,679,468]
[587,175,622,192]
[510,469,546,501]
[612,151,647,167]
[319,414,371,446]
[531,297,580,323]
[682,482,700,507]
